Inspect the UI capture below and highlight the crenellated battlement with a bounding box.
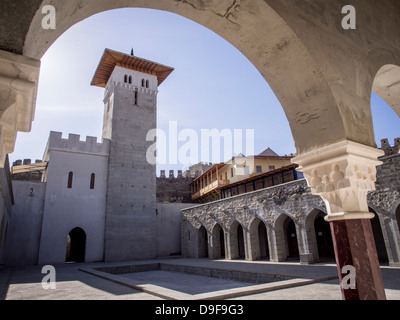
[380,137,400,156]
[157,170,201,180]
[44,131,110,158]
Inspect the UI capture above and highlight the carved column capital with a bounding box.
[293,140,384,222]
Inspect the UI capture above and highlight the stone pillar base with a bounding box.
[300,253,314,265]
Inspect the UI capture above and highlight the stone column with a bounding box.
[0,50,40,167]
[293,140,387,300]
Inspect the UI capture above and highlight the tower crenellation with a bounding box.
[44,131,110,158]
[380,137,400,156]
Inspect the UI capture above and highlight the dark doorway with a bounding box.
[220,227,226,258]
[237,224,245,259]
[258,222,269,260]
[284,218,299,259]
[314,215,335,259]
[66,227,86,263]
[370,209,389,263]
[198,226,209,258]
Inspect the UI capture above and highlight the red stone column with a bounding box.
[330,219,386,300]
[293,140,387,300]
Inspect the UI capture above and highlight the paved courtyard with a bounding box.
[0,259,399,300]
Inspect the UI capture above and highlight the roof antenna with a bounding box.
[130,48,134,56]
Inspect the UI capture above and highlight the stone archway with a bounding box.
[211,223,225,259]
[248,217,269,261]
[1,0,398,300]
[66,227,86,263]
[274,213,299,262]
[305,209,335,262]
[14,0,388,159]
[198,226,209,258]
[228,221,246,260]
[372,64,400,118]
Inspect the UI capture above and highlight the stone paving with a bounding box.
[0,258,399,300]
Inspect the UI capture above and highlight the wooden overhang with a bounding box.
[217,164,299,191]
[91,49,174,88]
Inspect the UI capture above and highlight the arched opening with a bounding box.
[314,214,335,260]
[21,4,358,159]
[146,80,149,88]
[229,221,246,260]
[124,74,128,83]
[372,64,400,119]
[258,221,269,260]
[248,217,269,261]
[66,227,86,263]
[129,75,132,84]
[370,208,389,263]
[237,224,245,259]
[211,224,225,259]
[284,217,299,260]
[198,226,208,259]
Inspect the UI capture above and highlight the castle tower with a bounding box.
[91,49,174,261]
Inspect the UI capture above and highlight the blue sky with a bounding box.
[10,8,400,172]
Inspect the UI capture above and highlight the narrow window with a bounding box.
[128,76,132,84]
[231,168,234,178]
[256,166,262,173]
[90,173,95,190]
[146,80,149,88]
[68,172,73,189]
[142,79,145,87]
[124,75,128,83]
[135,89,138,105]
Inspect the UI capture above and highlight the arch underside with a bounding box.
[19,0,400,155]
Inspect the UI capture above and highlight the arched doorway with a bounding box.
[228,221,246,260]
[314,214,335,260]
[211,224,225,259]
[198,226,208,258]
[66,227,86,263]
[284,218,299,260]
[258,222,269,260]
[370,208,389,263]
[248,217,269,261]
[237,224,245,259]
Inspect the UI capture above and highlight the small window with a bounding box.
[142,79,145,87]
[134,90,138,105]
[128,76,132,84]
[146,80,149,88]
[231,168,234,178]
[90,173,96,190]
[256,166,262,173]
[124,75,128,83]
[269,166,276,171]
[68,172,73,189]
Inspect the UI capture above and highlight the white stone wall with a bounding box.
[6,181,46,266]
[38,144,109,265]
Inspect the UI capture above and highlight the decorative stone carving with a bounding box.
[293,140,385,222]
[0,50,40,167]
